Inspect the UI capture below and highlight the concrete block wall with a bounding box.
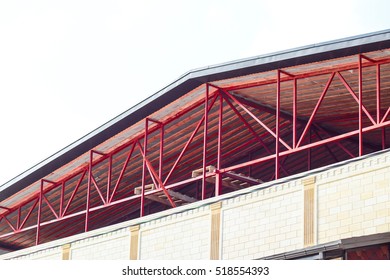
[10,246,62,260]
[1,149,390,260]
[221,181,303,259]
[70,227,130,260]
[139,206,210,260]
[317,152,390,243]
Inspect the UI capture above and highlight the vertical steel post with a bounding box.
[17,207,21,231]
[60,181,65,218]
[140,119,149,217]
[35,180,44,245]
[376,64,386,150]
[107,154,112,204]
[85,151,93,232]
[275,70,281,179]
[216,92,223,196]
[293,78,297,148]
[159,124,164,180]
[358,55,363,156]
[202,84,209,199]
[308,128,312,171]
[248,153,252,177]
[377,64,381,124]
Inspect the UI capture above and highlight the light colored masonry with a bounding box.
[1,149,389,260]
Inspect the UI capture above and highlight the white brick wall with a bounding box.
[10,246,62,260]
[317,152,390,243]
[70,227,130,260]
[221,181,303,259]
[139,207,210,260]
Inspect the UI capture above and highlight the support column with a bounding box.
[275,70,281,179]
[85,152,93,232]
[129,225,140,260]
[62,244,71,260]
[202,84,209,200]
[210,202,222,260]
[35,180,44,245]
[302,177,316,247]
[358,55,363,156]
[216,93,223,196]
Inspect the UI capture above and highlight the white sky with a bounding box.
[0,0,389,186]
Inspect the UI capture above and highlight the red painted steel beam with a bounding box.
[3,216,16,232]
[16,208,21,231]
[202,84,209,200]
[279,69,295,78]
[136,141,177,208]
[220,120,390,174]
[62,169,87,217]
[42,194,59,220]
[223,89,292,150]
[163,93,218,186]
[109,142,136,203]
[91,174,106,205]
[358,55,363,156]
[225,91,359,157]
[228,93,305,126]
[275,70,281,179]
[297,72,335,148]
[377,64,381,124]
[382,107,390,123]
[159,124,164,179]
[35,180,44,245]
[307,129,312,171]
[221,92,290,176]
[140,119,148,217]
[60,182,65,220]
[313,125,356,158]
[336,71,375,125]
[293,78,297,148]
[107,155,112,205]
[360,54,377,63]
[18,198,38,231]
[216,93,223,196]
[85,153,93,232]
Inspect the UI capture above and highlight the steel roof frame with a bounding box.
[1,30,390,249]
[1,29,390,201]
[1,53,389,247]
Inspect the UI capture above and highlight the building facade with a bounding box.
[1,30,390,260]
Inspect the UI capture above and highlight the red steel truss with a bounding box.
[1,53,390,249]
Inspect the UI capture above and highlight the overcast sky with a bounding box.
[0,0,389,186]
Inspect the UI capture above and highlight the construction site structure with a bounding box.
[1,29,390,260]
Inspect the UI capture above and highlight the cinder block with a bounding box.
[349,223,362,232]
[376,224,389,233]
[363,227,377,235]
[373,217,386,226]
[363,211,376,221]
[375,208,389,218]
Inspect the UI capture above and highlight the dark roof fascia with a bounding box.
[1,29,390,201]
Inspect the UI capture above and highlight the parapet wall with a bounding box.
[2,149,389,260]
